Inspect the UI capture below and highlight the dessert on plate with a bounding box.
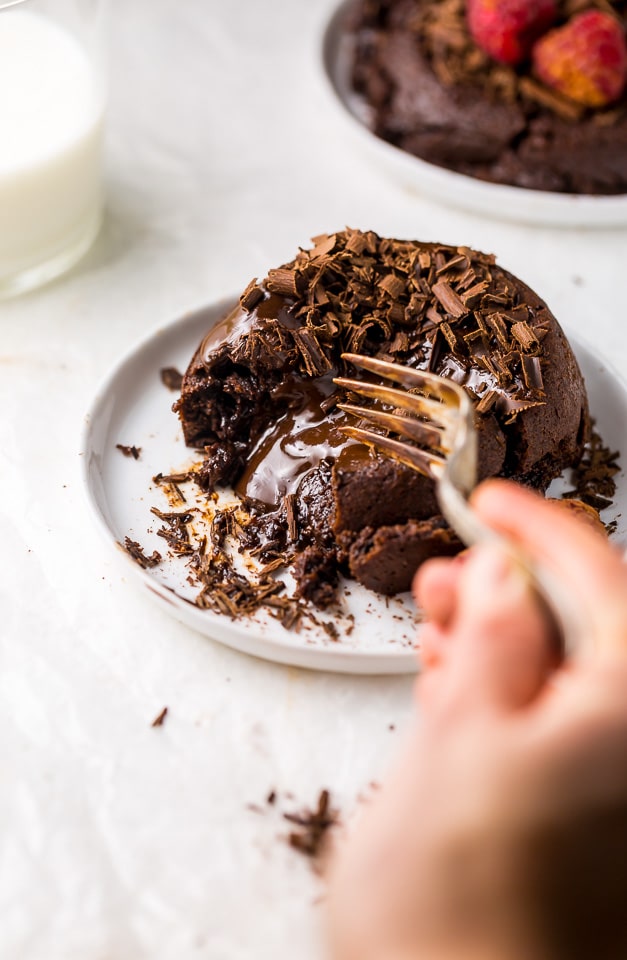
[174,229,588,606]
[348,0,627,194]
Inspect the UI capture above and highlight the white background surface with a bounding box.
[2,1,627,957]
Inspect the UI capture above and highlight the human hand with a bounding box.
[327,480,627,960]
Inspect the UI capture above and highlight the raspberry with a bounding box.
[532,10,627,108]
[466,0,558,66]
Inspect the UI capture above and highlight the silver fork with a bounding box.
[334,352,582,655]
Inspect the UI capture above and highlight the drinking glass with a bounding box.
[0,0,107,298]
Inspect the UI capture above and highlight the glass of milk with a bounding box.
[0,0,107,298]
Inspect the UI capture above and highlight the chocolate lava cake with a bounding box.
[175,229,588,605]
[348,0,627,195]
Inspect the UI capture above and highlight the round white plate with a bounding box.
[81,298,627,674]
[320,0,627,228]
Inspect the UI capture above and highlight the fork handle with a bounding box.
[437,479,584,658]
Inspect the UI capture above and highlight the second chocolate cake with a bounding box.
[348,0,627,195]
[175,229,588,605]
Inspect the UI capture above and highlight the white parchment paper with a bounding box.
[2,1,627,957]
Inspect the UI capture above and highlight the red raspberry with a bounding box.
[532,10,627,108]
[467,0,558,66]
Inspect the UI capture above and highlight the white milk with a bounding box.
[0,8,104,292]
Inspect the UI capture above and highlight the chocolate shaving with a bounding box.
[116,443,141,460]
[343,230,367,255]
[153,471,194,485]
[151,506,195,555]
[461,281,489,306]
[440,321,459,353]
[321,620,340,642]
[285,493,299,542]
[284,789,338,860]
[521,354,544,393]
[310,233,338,259]
[486,313,510,348]
[501,398,546,423]
[436,252,467,275]
[266,267,300,298]
[378,273,406,299]
[151,706,168,727]
[240,279,264,312]
[270,598,304,631]
[160,367,183,391]
[432,279,467,319]
[475,389,498,414]
[260,557,287,575]
[426,305,445,326]
[163,482,187,506]
[511,321,540,352]
[294,328,332,377]
[564,428,620,509]
[122,537,162,569]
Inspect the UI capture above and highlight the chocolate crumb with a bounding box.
[160,367,184,391]
[116,443,141,460]
[151,706,168,727]
[267,790,277,806]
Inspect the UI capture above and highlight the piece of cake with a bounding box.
[348,0,627,195]
[175,229,588,604]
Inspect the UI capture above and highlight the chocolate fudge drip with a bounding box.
[349,0,627,195]
[175,230,588,603]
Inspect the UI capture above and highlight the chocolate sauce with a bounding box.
[234,374,366,505]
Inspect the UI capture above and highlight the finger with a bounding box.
[415,622,449,711]
[414,559,466,709]
[413,555,464,628]
[443,543,556,712]
[472,480,627,656]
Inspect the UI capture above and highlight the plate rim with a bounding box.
[319,0,627,228]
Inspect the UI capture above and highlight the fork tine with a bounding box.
[341,352,466,406]
[340,425,446,480]
[337,402,446,451]
[334,376,453,428]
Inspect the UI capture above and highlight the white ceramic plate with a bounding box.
[81,298,627,674]
[320,0,627,228]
